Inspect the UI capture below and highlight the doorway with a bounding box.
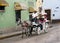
[29,12,33,22]
[45,9,51,20]
[15,10,21,23]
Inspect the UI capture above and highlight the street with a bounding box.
[0,0,60,43]
[0,23,60,43]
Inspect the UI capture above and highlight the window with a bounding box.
[28,1,34,7]
[39,7,42,12]
[42,0,43,3]
[0,6,5,12]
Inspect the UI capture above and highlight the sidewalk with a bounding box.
[0,23,54,39]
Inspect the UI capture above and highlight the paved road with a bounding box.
[0,23,60,43]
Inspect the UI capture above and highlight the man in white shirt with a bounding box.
[32,11,39,22]
[32,11,38,18]
[30,11,38,35]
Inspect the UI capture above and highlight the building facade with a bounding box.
[0,0,36,31]
[36,0,42,12]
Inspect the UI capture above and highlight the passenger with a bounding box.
[30,11,38,35]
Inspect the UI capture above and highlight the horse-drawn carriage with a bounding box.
[21,17,49,38]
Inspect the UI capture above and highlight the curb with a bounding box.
[0,31,22,39]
